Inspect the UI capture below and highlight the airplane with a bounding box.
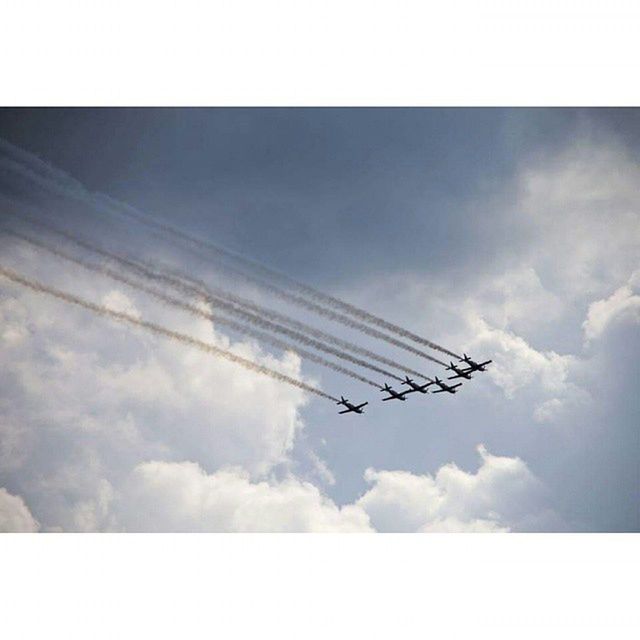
[380,383,410,402]
[337,396,368,415]
[445,361,474,381]
[458,353,492,372]
[431,377,463,394]
[401,376,434,394]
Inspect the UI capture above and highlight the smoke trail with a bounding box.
[5,228,393,387]
[0,265,338,402]
[10,214,434,380]
[104,213,452,366]
[119,205,461,359]
[5,221,418,383]
[146,233,450,366]
[0,138,459,362]
[141,260,434,381]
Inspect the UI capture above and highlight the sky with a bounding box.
[0,107,638,532]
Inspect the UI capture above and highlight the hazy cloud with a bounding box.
[0,487,39,532]
[357,445,553,532]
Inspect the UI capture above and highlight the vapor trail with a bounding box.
[0,265,338,402]
[103,212,451,366]
[5,229,394,387]
[141,261,434,381]
[125,209,461,359]
[5,219,419,383]
[28,216,432,379]
[164,241,450,366]
[0,139,458,364]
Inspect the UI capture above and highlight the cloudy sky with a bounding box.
[0,108,638,532]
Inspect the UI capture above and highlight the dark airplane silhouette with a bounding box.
[459,354,492,372]
[401,376,433,394]
[337,396,368,414]
[446,361,473,380]
[380,383,410,402]
[431,377,463,394]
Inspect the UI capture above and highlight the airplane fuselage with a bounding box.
[382,392,407,401]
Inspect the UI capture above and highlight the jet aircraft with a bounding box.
[458,354,492,372]
[380,383,410,402]
[446,362,474,380]
[401,376,433,394]
[431,377,463,394]
[337,396,368,415]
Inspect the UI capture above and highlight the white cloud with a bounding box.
[306,450,337,486]
[111,444,553,532]
[357,445,551,532]
[468,267,564,334]
[583,279,640,343]
[517,140,640,300]
[117,461,371,532]
[368,139,640,425]
[465,317,572,396]
[0,487,39,532]
[0,247,317,530]
[102,289,141,319]
[0,255,560,532]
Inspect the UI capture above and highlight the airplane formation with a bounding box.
[336,354,492,415]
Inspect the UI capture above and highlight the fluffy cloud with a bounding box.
[0,248,557,531]
[403,139,640,419]
[0,487,39,532]
[517,140,640,300]
[583,276,640,343]
[466,317,573,398]
[357,444,552,532]
[117,461,371,532]
[105,444,552,532]
[0,241,316,530]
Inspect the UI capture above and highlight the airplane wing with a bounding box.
[447,374,465,380]
[431,388,447,394]
[381,396,394,401]
[355,402,368,410]
[338,409,352,414]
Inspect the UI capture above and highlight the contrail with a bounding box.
[5,219,426,382]
[5,228,395,387]
[159,239,451,367]
[101,211,452,366]
[17,215,434,380]
[0,265,338,402]
[137,259,434,381]
[0,138,459,363]
[121,206,461,360]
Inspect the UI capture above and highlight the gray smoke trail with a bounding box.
[0,138,458,363]
[5,229,391,388]
[143,261,434,381]
[0,265,338,402]
[5,218,416,382]
[12,214,433,380]
[110,216,452,366]
[125,208,461,360]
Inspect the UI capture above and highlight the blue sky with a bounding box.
[0,108,638,531]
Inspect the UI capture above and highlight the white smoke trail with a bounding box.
[4,221,416,384]
[0,265,338,402]
[4,228,389,388]
[0,137,458,364]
